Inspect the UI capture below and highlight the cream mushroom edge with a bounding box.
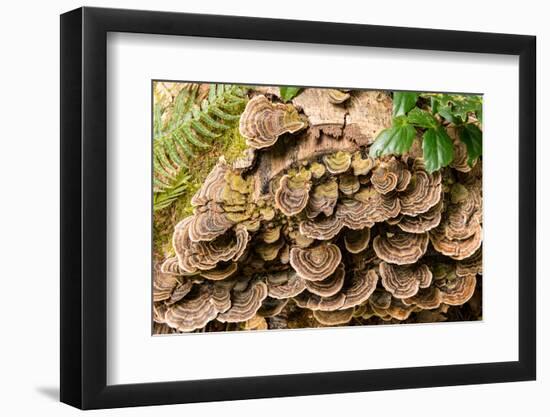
[152,82,483,334]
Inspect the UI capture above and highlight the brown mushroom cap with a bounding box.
[257,297,289,317]
[188,205,234,242]
[164,283,231,332]
[353,187,401,223]
[397,200,443,233]
[165,280,195,306]
[327,89,351,104]
[174,219,250,272]
[243,315,268,330]
[338,173,361,196]
[266,269,306,299]
[344,227,371,254]
[351,152,374,176]
[456,248,482,277]
[448,126,477,172]
[371,158,409,195]
[217,280,268,323]
[274,170,312,217]
[190,159,229,207]
[239,95,306,149]
[305,263,346,297]
[430,224,482,260]
[340,268,379,309]
[438,274,477,305]
[373,231,429,265]
[399,162,442,216]
[200,262,238,281]
[323,151,352,174]
[299,214,344,240]
[153,271,182,302]
[306,178,339,218]
[256,238,286,261]
[160,256,183,276]
[441,187,482,241]
[379,262,432,299]
[290,243,342,281]
[403,286,442,309]
[294,290,346,311]
[313,308,354,326]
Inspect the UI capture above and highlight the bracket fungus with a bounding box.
[373,231,429,265]
[379,262,432,299]
[274,170,312,217]
[155,87,482,333]
[239,95,306,149]
[290,243,342,281]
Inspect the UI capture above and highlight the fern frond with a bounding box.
[153,83,248,209]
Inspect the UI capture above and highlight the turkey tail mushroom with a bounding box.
[290,243,342,281]
[239,95,307,149]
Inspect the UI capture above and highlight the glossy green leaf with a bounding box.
[407,108,438,129]
[393,91,418,116]
[422,126,454,173]
[369,116,416,158]
[279,87,302,102]
[459,124,483,166]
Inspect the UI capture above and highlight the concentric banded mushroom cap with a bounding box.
[429,224,482,260]
[373,231,429,265]
[299,214,344,240]
[190,159,229,207]
[353,187,401,223]
[305,263,346,297]
[327,89,351,104]
[335,199,376,230]
[323,151,352,174]
[257,297,289,318]
[163,283,231,332]
[379,262,432,299]
[438,274,477,305]
[200,262,238,281]
[266,270,306,299]
[294,290,346,311]
[344,227,371,254]
[448,126,477,172]
[338,173,361,196]
[160,256,183,276]
[340,268,379,309]
[153,271,181,302]
[217,280,269,323]
[441,188,482,241]
[174,219,250,272]
[351,152,374,176]
[313,308,354,326]
[165,280,194,305]
[397,200,443,233]
[188,205,234,242]
[371,158,409,194]
[274,171,312,217]
[239,95,307,149]
[255,238,286,261]
[399,162,442,216]
[290,243,342,281]
[306,178,339,218]
[456,248,482,277]
[403,286,442,309]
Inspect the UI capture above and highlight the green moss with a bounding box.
[153,124,248,259]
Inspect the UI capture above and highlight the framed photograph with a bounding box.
[60,6,536,409]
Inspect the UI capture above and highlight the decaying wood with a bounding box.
[344,90,393,146]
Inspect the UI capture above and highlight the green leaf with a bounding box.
[436,105,459,124]
[393,92,418,117]
[407,108,438,129]
[279,87,302,102]
[369,117,416,158]
[459,124,482,166]
[422,126,454,173]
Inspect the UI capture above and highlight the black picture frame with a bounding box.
[60,6,536,410]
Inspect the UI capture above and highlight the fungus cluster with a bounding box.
[154,88,482,333]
